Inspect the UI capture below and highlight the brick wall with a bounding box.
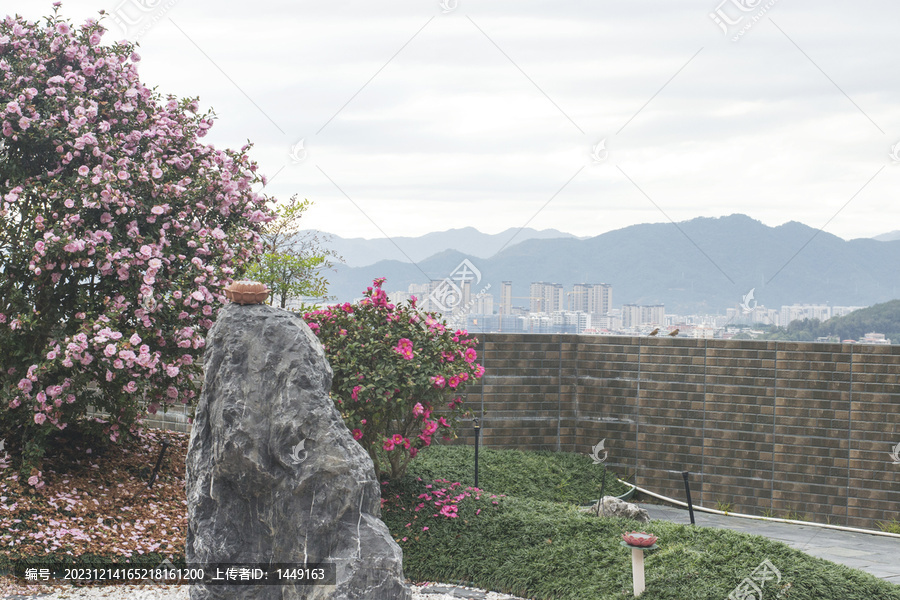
[453,334,900,530]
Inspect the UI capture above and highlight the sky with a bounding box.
[10,0,900,241]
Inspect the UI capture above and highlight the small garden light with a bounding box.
[621,532,658,597]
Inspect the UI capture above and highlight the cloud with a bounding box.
[13,0,900,240]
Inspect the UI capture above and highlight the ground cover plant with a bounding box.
[385,447,900,599]
[0,430,897,600]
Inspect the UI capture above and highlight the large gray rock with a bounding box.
[186,303,411,600]
[584,496,650,523]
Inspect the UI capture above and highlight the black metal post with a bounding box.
[148,440,170,489]
[682,471,695,525]
[596,464,607,517]
[473,418,481,489]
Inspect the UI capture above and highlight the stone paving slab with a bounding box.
[638,503,900,584]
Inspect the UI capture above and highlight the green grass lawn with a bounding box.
[383,445,900,600]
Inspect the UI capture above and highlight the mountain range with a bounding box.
[873,230,900,242]
[315,215,900,314]
[308,227,580,268]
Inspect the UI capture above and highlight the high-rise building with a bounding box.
[622,303,665,328]
[500,281,513,315]
[641,304,665,326]
[570,283,612,316]
[530,282,564,313]
[780,304,831,326]
[832,306,866,318]
[473,292,494,315]
[622,304,641,328]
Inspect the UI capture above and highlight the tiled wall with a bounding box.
[454,334,900,530]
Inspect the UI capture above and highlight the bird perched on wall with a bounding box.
[667,328,679,337]
[648,328,659,336]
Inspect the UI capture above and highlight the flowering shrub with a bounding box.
[304,278,484,479]
[0,7,276,478]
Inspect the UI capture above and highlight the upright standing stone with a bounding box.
[186,303,411,599]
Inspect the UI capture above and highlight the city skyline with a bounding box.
[382,277,871,337]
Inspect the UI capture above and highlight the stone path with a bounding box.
[638,502,900,584]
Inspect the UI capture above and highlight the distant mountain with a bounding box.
[308,227,579,267]
[320,214,900,314]
[873,230,900,242]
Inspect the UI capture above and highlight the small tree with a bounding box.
[0,7,276,478]
[304,278,484,480]
[243,196,338,310]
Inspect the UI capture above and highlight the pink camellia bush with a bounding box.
[0,7,275,477]
[304,278,484,480]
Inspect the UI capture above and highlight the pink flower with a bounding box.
[351,385,361,401]
[430,375,445,389]
[393,338,414,360]
[77,165,89,177]
[352,429,363,440]
[34,413,47,425]
[464,348,477,363]
[28,474,41,487]
[448,376,460,389]
[383,439,395,451]
[409,447,418,458]
[412,402,424,417]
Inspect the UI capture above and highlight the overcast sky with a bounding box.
[12,0,900,241]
